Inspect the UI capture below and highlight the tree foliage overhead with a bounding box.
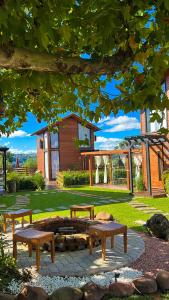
[0,0,169,133]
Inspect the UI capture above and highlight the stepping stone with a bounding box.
[0,204,6,208]
[34,193,40,195]
[33,209,43,214]
[57,206,67,210]
[144,210,162,214]
[109,200,119,203]
[134,220,146,225]
[42,192,48,195]
[45,208,55,212]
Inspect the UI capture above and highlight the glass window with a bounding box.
[44,132,48,150]
[51,151,59,179]
[50,132,59,148]
[78,123,90,147]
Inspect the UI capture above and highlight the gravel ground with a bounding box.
[131,232,169,276]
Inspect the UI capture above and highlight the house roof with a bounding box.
[31,113,100,136]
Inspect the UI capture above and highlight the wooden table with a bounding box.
[13,229,55,271]
[70,205,94,220]
[3,209,32,235]
[88,222,127,260]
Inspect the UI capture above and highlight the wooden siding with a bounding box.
[37,136,44,176]
[140,75,169,190]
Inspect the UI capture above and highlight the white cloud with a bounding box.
[9,148,36,154]
[95,136,122,150]
[1,130,30,138]
[98,117,110,124]
[103,116,140,132]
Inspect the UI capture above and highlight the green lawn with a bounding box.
[0,186,168,232]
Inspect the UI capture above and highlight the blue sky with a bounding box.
[0,80,141,154]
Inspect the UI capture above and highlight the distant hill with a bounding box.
[10,153,37,167]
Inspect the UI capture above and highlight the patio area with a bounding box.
[5,226,144,276]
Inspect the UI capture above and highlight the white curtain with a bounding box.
[103,155,109,184]
[134,155,142,179]
[95,156,102,184]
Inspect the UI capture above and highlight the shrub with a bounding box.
[162,170,169,194]
[23,157,37,169]
[134,175,145,191]
[0,232,31,292]
[57,170,109,187]
[6,172,45,191]
[32,173,45,190]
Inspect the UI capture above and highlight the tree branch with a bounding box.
[0,47,133,75]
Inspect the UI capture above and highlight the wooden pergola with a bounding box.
[81,148,141,189]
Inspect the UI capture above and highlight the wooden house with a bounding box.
[32,114,100,181]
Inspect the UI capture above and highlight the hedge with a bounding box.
[162,170,169,194]
[7,172,45,192]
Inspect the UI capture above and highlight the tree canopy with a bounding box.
[0,0,169,133]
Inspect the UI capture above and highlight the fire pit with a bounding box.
[28,217,101,252]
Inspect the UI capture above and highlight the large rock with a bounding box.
[109,282,134,298]
[17,286,48,300]
[156,270,169,291]
[49,287,83,300]
[133,277,157,294]
[146,214,169,240]
[81,282,106,300]
[0,293,16,300]
[95,212,114,222]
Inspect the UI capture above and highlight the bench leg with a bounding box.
[51,237,55,263]
[70,209,73,219]
[22,217,24,228]
[12,218,15,236]
[28,243,32,257]
[30,214,32,224]
[123,231,127,253]
[36,244,40,271]
[101,237,106,261]
[3,217,7,233]
[89,235,93,255]
[13,239,17,260]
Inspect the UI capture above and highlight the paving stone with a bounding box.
[0,204,6,208]
[134,220,146,225]
[57,206,67,210]
[45,208,55,212]
[32,209,43,214]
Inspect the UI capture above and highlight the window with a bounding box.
[50,132,59,149]
[51,151,59,179]
[78,123,90,147]
[146,109,167,132]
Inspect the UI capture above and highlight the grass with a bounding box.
[0,186,168,232]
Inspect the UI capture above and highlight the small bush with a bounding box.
[6,172,45,191]
[32,173,45,190]
[0,232,31,292]
[57,170,109,187]
[162,170,169,194]
[134,175,145,191]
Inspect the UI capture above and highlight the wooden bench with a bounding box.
[13,229,55,271]
[3,209,32,235]
[70,205,94,220]
[88,222,127,260]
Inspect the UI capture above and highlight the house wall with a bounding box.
[141,75,169,190]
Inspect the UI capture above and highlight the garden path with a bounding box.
[6,228,145,277]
